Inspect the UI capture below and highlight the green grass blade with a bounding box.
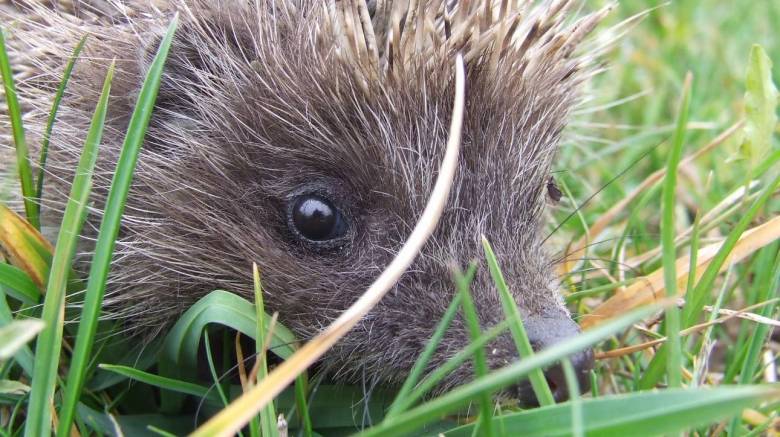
[0,262,39,304]
[442,386,780,437]
[0,288,34,375]
[98,364,217,401]
[164,290,297,365]
[561,358,583,437]
[637,344,667,390]
[24,61,115,437]
[55,18,178,434]
[35,36,88,202]
[564,280,632,303]
[293,373,313,437]
[482,236,555,406]
[158,289,297,412]
[394,319,511,414]
[362,304,665,437]
[454,264,494,437]
[0,27,37,228]
[385,292,463,418]
[148,426,179,437]
[253,264,278,437]
[682,212,701,309]
[735,248,779,387]
[727,246,780,435]
[0,319,44,360]
[202,331,230,407]
[660,72,692,389]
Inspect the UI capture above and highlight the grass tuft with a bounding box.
[56,17,179,434]
[25,59,116,437]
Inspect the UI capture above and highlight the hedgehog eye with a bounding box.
[289,195,348,242]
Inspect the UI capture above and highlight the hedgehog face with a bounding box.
[15,0,606,405]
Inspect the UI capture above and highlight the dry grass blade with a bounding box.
[581,214,780,329]
[189,54,466,437]
[0,204,53,290]
[558,120,745,277]
[249,312,278,385]
[595,298,779,359]
[235,333,248,390]
[702,305,780,328]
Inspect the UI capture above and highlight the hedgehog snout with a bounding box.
[510,315,593,407]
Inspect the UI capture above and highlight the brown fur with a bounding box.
[1,0,610,402]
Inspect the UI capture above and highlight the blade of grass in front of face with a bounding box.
[293,371,313,437]
[441,385,780,437]
[56,16,178,435]
[97,364,218,402]
[482,237,555,406]
[23,61,115,437]
[253,264,278,437]
[660,72,692,389]
[203,331,230,406]
[589,371,598,398]
[158,289,298,412]
[396,319,511,414]
[453,263,494,437]
[35,36,88,202]
[561,358,583,437]
[385,291,463,418]
[359,303,664,437]
[0,27,37,229]
[162,290,297,369]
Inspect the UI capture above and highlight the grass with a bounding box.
[1,1,779,436]
[24,58,115,437]
[55,17,178,435]
[0,28,37,229]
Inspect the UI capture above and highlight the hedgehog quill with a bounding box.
[1,0,612,406]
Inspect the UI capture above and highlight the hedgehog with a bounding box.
[1,0,612,405]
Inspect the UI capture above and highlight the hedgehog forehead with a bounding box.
[219,0,606,162]
[150,0,607,224]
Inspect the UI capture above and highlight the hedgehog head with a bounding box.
[10,0,611,404]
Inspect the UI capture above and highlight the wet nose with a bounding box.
[513,314,594,406]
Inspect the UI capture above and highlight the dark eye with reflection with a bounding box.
[290,195,348,242]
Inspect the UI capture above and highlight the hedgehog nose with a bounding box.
[514,315,593,406]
